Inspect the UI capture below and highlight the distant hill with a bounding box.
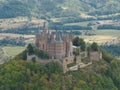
[0,0,120,18]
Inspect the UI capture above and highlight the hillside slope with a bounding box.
[0,49,120,90]
[0,0,120,18]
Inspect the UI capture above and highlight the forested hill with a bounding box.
[0,0,120,18]
[0,48,120,89]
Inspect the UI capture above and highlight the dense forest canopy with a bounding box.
[101,44,120,57]
[0,0,120,18]
[0,48,120,90]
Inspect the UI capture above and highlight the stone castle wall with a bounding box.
[61,56,75,73]
[27,51,102,73]
[90,51,102,61]
[35,29,73,60]
[27,54,75,73]
[76,55,81,64]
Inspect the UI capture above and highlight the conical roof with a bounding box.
[55,31,63,42]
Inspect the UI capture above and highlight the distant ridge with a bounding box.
[0,0,120,18]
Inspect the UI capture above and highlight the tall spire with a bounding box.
[43,21,46,30]
[42,21,49,34]
[55,31,62,42]
[43,21,48,30]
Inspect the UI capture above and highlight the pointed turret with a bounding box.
[55,31,63,42]
[42,21,48,34]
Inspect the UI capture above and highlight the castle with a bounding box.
[27,22,102,73]
[35,22,73,59]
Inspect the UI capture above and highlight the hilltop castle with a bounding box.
[27,22,102,73]
[35,22,73,59]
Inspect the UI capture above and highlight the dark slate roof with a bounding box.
[55,31,63,42]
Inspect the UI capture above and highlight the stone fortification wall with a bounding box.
[80,51,87,58]
[27,54,61,65]
[90,51,102,61]
[76,55,81,64]
[61,56,75,73]
[27,54,75,73]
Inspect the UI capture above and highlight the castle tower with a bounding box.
[42,22,48,34]
[35,26,41,48]
[35,22,74,59]
[54,31,65,59]
[69,31,73,56]
[69,30,73,40]
[35,22,49,51]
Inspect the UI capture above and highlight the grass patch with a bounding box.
[95,30,120,36]
[25,39,35,45]
[2,46,25,57]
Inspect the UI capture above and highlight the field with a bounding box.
[82,35,117,45]
[0,17,45,30]
[25,39,35,44]
[79,30,120,45]
[0,33,35,40]
[2,46,25,57]
[0,33,35,62]
[95,30,120,36]
[64,21,90,26]
[0,38,34,64]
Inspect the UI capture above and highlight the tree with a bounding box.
[73,37,80,46]
[91,42,98,51]
[73,37,86,51]
[87,47,91,57]
[81,41,86,51]
[27,44,34,55]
